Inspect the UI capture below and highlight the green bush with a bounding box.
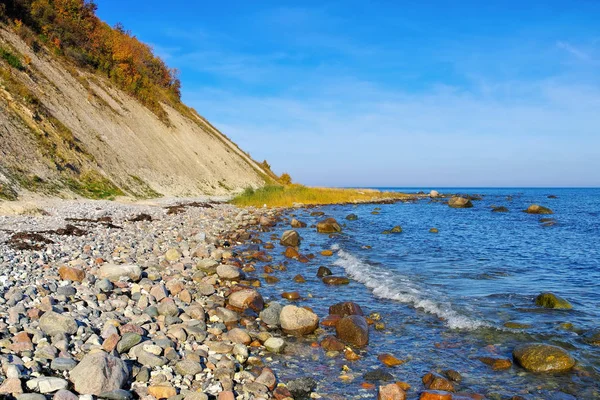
[0,47,24,70]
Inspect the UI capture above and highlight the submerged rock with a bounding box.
[582,329,600,346]
[291,219,307,228]
[345,213,358,221]
[448,196,473,208]
[336,315,369,347]
[329,301,364,317]
[525,204,553,214]
[512,343,575,372]
[535,292,572,309]
[422,372,455,392]
[492,206,509,212]
[317,266,332,277]
[286,377,317,400]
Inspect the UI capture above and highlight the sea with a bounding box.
[244,188,600,399]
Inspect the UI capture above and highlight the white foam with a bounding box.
[331,244,489,330]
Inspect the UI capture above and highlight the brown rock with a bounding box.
[422,372,454,392]
[321,250,334,256]
[323,276,350,285]
[316,218,342,233]
[225,328,251,345]
[378,353,406,367]
[291,219,307,228]
[148,384,177,399]
[228,289,264,312]
[254,367,277,390]
[102,333,120,352]
[420,391,453,400]
[329,301,364,317]
[282,291,300,301]
[448,196,473,208]
[321,335,346,352]
[321,314,342,327]
[58,266,85,282]
[344,348,361,361]
[378,383,406,400]
[280,230,301,247]
[284,247,300,259]
[525,204,553,214]
[293,274,306,283]
[512,343,575,372]
[478,356,512,370]
[336,315,369,347]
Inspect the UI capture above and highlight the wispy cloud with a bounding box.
[557,41,591,61]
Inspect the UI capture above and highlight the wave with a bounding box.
[331,244,490,330]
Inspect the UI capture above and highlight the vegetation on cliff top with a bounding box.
[231,184,414,208]
[1,0,182,122]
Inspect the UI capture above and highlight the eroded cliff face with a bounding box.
[0,26,269,200]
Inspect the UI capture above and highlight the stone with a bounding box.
[316,218,342,233]
[582,329,600,346]
[165,248,181,261]
[512,343,575,372]
[0,378,23,395]
[26,377,68,393]
[378,353,405,367]
[264,337,286,353]
[448,197,473,208]
[98,264,142,282]
[535,292,572,309]
[284,246,300,259]
[225,328,251,345]
[321,249,333,256]
[218,392,235,400]
[148,384,177,399]
[336,315,369,347]
[429,228,439,233]
[345,214,358,221]
[259,302,283,326]
[116,332,141,353]
[69,351,129,395]
[51,357,78,371]
[183,393,208,400]
[422,372,454,392]
[378,383,406,400]
[525,204,553,214]
[317,266,332,277]
[291,218,307,228]
[293,274,306,283]
[53,391,79,400]
[492,206,509,212]
[478,356,512,370]
[98,389,132,400]
[216,264,243,280]
[429,190,439,198]
[58,266,85,282]
[175,360,202,376]
[419,391,452,400]
[286,377,317,400]
[16,395,46,400]
[39,311,78,336]
[322,276,350,285]
[228,288,264,312]
[320,335,345,352]
[280,305,319,335]
[280,230,301,247]
[364,369,394,382]
[255,367,277,390]
[136,349,167,367]
[281,291,300,300]
[329,301,364,317]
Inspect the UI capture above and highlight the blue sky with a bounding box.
[95,1,600,187]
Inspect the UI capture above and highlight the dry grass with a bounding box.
[231,184,415,208]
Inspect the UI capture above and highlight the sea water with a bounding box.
[247,188,600,399]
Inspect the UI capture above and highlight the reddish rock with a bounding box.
[228,289,264,312]
[58,265,86,282]
[321,335,346,352]
[102,333,120,352]
[322,314,342,327]
[478,356,513,370]
[273,387,293,400]
[148,384,177,399]
[422,372,455,392]
[0,378,23,395]
[336,315,369,347]
[284,247,300,259]
[255,367,277,390]
[378,353,406,367]
[378,383,407,400]
[420,391,452,400]
[329,301,364,317]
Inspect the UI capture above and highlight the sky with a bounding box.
[95,1,600,187]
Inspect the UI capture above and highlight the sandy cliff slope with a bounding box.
[0,25,270,200]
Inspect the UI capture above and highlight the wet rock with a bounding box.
[582,329,600,346]
[448,197,473,208]
[322,276,350,285]
[228,288,264,312]
[98,264,142,282]
[378,353,405,367]
[293,274,306,283]
[321,249,333,256]
[478,356,512,370]
[524,204,553,214]
[429,228,439,233]
[442,369,462,383]
[284,246,300,259]
[383,226,402,234]
[39,311,78,336]
[346,214,358,221]
[286,377,317,400]
[316,218,342,233]
[535,292,572,309]
[281,291,300,300]
[492,206,509,213]
[430,190,439,198]
[291,218,307,228]
[419,391,452,400]
[280,230,301,247]
[364,369,394,382]
[422,372,454,392]
[378,383,406,400]
[264,337,286,353]
[259,302,283,326]
[512,343,575,372]
[320,335,345,352]
[255,367,277,390]
[69,351,129,395]
[329,301,364,317]
[317,266,332,277]
[336,315,369,347]
[280,305,319,335]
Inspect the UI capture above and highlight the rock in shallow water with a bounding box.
[280,305,319,335]
[535,292,572,309]
[280,230,301,247]
[448,196,473,208]
[316,218,342,233]
[336,315,369,347]
[525,204,553,214]
[512,343,575,372]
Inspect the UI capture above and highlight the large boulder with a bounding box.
[316,218,342,234]
[525,204,553,214]
[512,343,575,372]
[535,292,572,309]
[39,311,78,337]
[329,302,364,317]
[280,305,319,335]
[98,264,142,282]
[291,219,307,228]
[228,289,264,312]
[336,315,369,347]
[429,190,439,198]
[69,351,129,395]
[280,230,301,247]
[448,196,473,208]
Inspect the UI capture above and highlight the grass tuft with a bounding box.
[64,170,124,200]
[231,184,414,208]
